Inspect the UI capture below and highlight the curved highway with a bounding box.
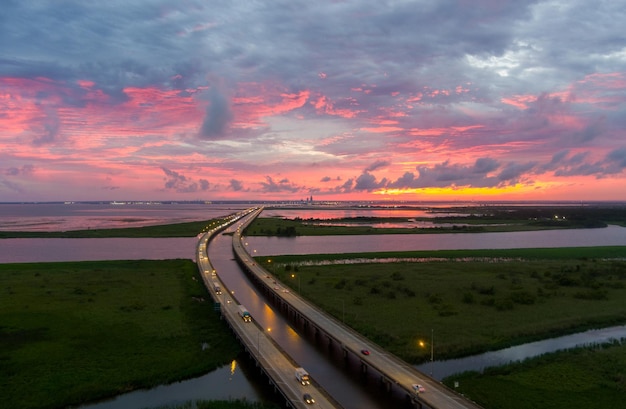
[196,210,339,408]
[200,208,483,409]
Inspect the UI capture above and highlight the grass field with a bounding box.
[0,259,241,409]
[257,247,626,361]
[444,341,626,409]
[256,246,626,408]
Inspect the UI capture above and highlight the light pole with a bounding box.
[341,299,345,323]
[257,327,271,353]
[291,273,301,293]
[430,328,434,377]
[418,331,434,377]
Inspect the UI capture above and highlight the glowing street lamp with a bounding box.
[291,273,301,293]
[257,327,271,352]
[419,329,434,376]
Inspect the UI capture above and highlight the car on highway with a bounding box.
[412,384,426,393]
[303,393,315,404]
[361,349,370,355]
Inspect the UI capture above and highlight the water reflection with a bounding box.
[416,325,626,380]
[246,225,626,256]
[76,359,266,409]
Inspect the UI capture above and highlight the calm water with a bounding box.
[244,225,626,256]
[416,325,626,380]
[75,359,269,409]
[3,225,626,263]
[0,202,250,232]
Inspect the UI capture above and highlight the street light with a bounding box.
[430,329,434,377]
[338,299,346,323]
[291,273,301,293]
[419,329,434,377]
[257,327,271,353]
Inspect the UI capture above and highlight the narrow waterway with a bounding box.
[74,359,267,409]
[77,324,626,408]
[416,325,626,380]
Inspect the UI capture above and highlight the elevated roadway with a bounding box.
[232,207,483,409]
[196,209,341,409]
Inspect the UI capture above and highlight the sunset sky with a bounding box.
[1,1,625,202]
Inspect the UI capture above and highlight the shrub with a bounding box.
[391,272,404,281]
[495,298,514,311]
[573,289,608,300]
[510,290,536,305]
[462,292,475,304]
[334,279,347,289]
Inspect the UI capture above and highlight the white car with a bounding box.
[412,384,426,393]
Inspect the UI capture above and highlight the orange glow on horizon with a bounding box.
[373,184,533,198]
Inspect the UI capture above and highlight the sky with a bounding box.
[1,0,626,202]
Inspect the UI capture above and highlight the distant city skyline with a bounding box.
[1,1,625,202]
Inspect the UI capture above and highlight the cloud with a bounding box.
[603,147,626,174]
[364,160,390,172]
[1,178,24,193]
[199,87,233,139]
[161,167,209,193]
[259,176,302,193]
[5,165,34,176]
[497,161,537,182]
[472,158,500,174]
[387,158,524,189]
[229,179,244,191]
[354,172,387,191]
[2,1,626,201]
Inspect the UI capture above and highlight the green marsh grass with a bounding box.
[444,341,626,409]
[0,260,240,409]
[258,247,626,362]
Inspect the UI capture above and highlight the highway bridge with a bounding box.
[198,208,479,409]
[196,209,341,409]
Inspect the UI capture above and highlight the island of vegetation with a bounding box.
[245,204,626,236]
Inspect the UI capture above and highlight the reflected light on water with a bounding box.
[286,325,300,342]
